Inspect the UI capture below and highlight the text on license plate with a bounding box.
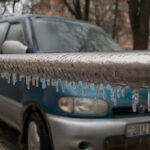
[126,123,150,137]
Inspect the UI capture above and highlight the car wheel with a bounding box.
[25,112,51,150]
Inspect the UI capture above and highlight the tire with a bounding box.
[25,112,51,150]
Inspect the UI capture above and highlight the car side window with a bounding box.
[0,22,8,48]
[6,23,25,44]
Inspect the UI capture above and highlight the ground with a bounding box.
[0,120,20,150]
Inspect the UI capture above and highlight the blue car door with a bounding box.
[0,21,28,129]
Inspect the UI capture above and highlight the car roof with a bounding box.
[0,14,90,25]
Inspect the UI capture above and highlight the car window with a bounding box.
[6,24,25,44]
[0,22,8,48]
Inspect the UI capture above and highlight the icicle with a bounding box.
[32,77,36,86]
[103,84,107,100]
[3,72,11,84]
[46,79,50,86]
[117,86,122,98]
[82,82,86,97]
[121,87,125,97]
[87,83,91,93]
[61,80,65,93]
[70,82,74,89]
[19,75,24,82]
[95,84,99,99]
[0,73,3,78]
[51,79,59,92]
[55,80,59,92]
[12,73,17,85]
[1,72,6,79]
[51,79,54,86]
[7,73,11,84]
[74,81,78,95]
[148,88,150,112]
[111,87,114,101]
[26,76,31,90]
[132,89,139,112]
[35,77,39,87]
[51,79,57,87]
[71,81,75,93]
[111,87,117,106]
[41,78,46,89]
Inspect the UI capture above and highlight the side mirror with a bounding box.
[2,40,28,54]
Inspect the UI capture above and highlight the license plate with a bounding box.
[126,123,150,137]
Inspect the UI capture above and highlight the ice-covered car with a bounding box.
[0,14,149,150]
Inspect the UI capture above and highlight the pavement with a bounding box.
[0,120,20,150]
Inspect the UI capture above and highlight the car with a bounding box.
[0,14,149,150]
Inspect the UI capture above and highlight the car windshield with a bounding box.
[32,17,122,53]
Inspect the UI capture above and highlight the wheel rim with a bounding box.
[28,121,40,150]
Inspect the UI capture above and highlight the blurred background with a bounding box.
[0,0,150,50]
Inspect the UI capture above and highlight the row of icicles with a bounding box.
[1,72,150,113]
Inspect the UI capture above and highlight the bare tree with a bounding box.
[30,0,51,14]
[0,0,7,15]
[62,0,91,21]
[93,0,101,26]
[0,3,6,15]
[0,0,21,15]
[127,0,150,50]
[112,0,119,40]
[12,0,19,13]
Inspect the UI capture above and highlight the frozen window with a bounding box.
[6,24,25,44]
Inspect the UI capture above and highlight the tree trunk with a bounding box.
[133,18,149,50]
[128,0,150,50]
[112,0,119,40]
[62,0,91,21]
[12,0,20,13]
[84,0,90,21]
[71,0,81,19]
[0,3,6,15]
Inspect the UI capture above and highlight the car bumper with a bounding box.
[46,115,150,150]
